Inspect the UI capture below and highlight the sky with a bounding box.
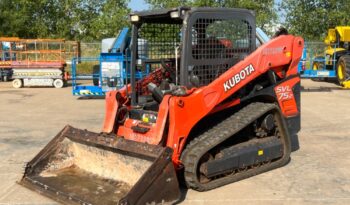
[128,0,150,11]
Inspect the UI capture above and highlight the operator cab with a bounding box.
[128,7,256,113]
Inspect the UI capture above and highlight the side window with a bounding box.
[191,18,252,60]
[188,18,253,86]
[138,23,181,60]
[206,20,250,49]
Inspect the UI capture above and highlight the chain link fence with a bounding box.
[79,42,101,58]
[303,41,338,69]
[67,42,101,75]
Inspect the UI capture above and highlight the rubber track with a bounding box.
[180,102,291,191]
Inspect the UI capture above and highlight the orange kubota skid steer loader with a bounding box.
[20,7,303,205]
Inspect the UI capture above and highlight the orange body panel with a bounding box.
[274,77,300,117]
[103,91,120,133]
[116,95,170,144]
[103,34,304,167]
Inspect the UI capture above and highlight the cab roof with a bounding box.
[129,7,254,24]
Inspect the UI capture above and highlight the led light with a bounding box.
[170,11,180,18]
[130,15,140,22]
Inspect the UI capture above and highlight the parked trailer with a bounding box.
[0,37,79,88]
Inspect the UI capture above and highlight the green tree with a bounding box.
[0,0,36,38]
[0,0,130,41]
[146,0,278,33]
[279,0,350,41]
[89,0,131,41]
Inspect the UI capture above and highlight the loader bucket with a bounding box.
[19,125,181,205]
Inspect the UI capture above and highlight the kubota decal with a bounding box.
[224,64,255,92]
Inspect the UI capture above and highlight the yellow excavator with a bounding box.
[312,26,350,88]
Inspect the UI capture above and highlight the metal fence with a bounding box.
[302,41,338,70]
[68,42,101,76]
[79,42,101,58]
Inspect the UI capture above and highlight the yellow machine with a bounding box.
[324,26,350,87]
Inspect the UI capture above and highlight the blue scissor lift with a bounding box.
[71,28,149,96]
